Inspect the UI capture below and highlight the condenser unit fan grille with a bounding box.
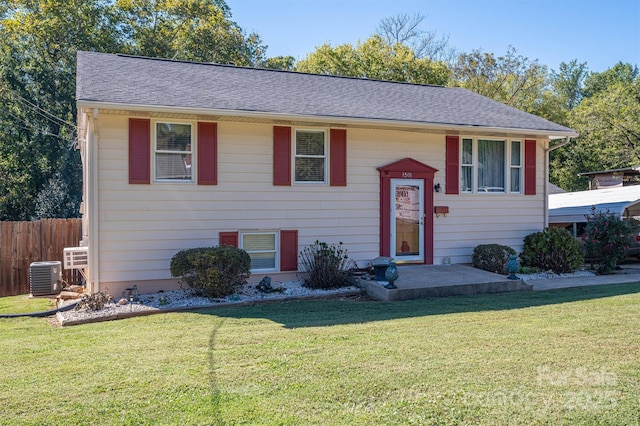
[29,261,61,296]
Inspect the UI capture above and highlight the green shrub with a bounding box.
[472,244,516,274]
[584,208,639,274]
[299,241,355,289]
[170,246,251,298]
[521,228,583,274]
[518,265,541,275]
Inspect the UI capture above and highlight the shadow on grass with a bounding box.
[197,282,640,329]
[208,318,226,425]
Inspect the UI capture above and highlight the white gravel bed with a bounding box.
[57,281,360,325]
[56,269,602,325]
[516,270,596,283]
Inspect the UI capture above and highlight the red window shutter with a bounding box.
[197,122,217,185]
[129,118,150,184]
[445,135,459,194]
[273,126,291,186]
[330,129,347,186]
[219,232,238,247]
[280,230,298,271]
[524,139,536,195]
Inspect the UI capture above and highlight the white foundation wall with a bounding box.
[94,113,545,290]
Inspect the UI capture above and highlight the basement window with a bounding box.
[241,232,277,271]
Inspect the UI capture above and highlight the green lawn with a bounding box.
[0,294,57,315]
[1,284,639,425]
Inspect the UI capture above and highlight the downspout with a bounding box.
[77,110,88,244]
[88,108,101,294]
[544,137,572,228]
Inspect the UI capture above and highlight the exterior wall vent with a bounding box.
[29,261,62,296]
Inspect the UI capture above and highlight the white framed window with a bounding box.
[154,122,193,181]
[510,140,522,193]
[461,137,522,194]
[478,139,505,192]
[295,129,326,183]
[461,138,474,193]
[241,232,278,271]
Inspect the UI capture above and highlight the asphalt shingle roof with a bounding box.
[76,51,576,135]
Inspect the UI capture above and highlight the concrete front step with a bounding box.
[358,264,533,301]
[363,279,532,301]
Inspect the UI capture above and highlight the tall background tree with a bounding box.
[375,12,456,63]
[450,47,550,115]
[550,63,640,190]
[296,35,449,85]
[114,0,266,64]
[0,0,120,220]
[0,2,637,219]
[0,0,267,220]
[552,59,589,111]
[296,12,453,85]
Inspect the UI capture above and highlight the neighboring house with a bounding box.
[74,51,577,295]
[578,166,640,190]
[549,186,640,236]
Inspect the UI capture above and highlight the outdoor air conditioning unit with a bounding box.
[29,261,62,296]
[63,247,88,270]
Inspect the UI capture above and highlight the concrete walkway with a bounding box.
[529,264,640,290]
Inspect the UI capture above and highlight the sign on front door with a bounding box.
[391,179,424,262]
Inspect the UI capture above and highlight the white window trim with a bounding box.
[461,137,474,193]
[294,128,327,185]
[460,137,523,195]
[240,231,279,272]
[510,140,523,194]
[153,120,195,183]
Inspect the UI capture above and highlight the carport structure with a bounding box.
[549,186,640,236]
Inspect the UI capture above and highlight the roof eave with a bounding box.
[76,100,579,138]
[578,166,640,177]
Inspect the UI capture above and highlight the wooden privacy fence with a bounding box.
[0,219,83,297]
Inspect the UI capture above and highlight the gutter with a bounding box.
[76,100,579,139]
[547,136,573,152]
[80,108,101,294]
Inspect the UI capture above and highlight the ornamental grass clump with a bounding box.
[299,240,355,289]
[520,227,583,274]
[584,207,638,274]
[170,246,251,298]
[471,244,516,274]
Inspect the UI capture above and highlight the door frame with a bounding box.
[378,158,437,264]
[391,178,424,262]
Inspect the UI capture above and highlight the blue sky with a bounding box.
[227,0,640,73]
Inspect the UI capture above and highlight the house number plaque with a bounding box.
[401,172,413,178]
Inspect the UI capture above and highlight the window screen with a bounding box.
[242,233,276,271]
[477,139,505,192]
[295,130,325,182]
[461,138,473,192]
[155,122,192,181]
[510,140,522,193]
